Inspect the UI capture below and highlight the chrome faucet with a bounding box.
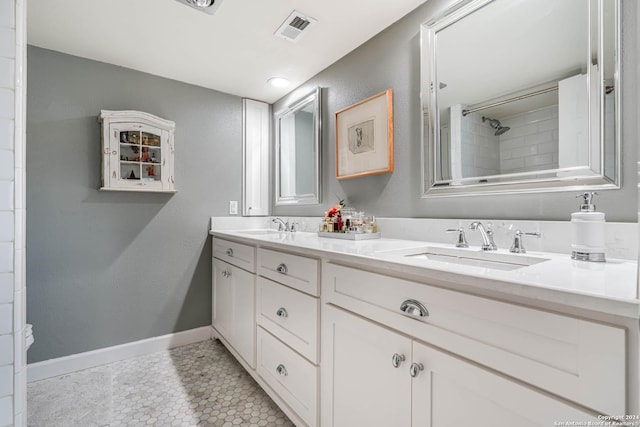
[510,230,541,253]
[469,221,498,251]
[272,217,290,232]
[446,227,469,248]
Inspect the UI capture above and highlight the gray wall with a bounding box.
[272,0,638,222]
[26,46,242,363]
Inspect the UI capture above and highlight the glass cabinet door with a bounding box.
[113,124,164,190]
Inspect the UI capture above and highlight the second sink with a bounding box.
[380,246,549,271]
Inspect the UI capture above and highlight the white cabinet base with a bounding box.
[322,305,600,427]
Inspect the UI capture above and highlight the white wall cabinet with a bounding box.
[243,99,270,216]
[99,110,176,192]
[322,304,599,427]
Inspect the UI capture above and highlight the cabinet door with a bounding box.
[212,258,256,368]
[411,341,599,427]
[243,99,269,216]
[212,258,233,345]
[109,123,167,191]
[321,305,412,427]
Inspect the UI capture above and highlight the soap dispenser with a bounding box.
[571,192,605,262]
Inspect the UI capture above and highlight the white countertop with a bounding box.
[209,228,640,319]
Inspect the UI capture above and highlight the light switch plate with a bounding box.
[229,201,238,215]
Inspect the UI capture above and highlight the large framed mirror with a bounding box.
[421,0,620,197]
[275,87,322,206]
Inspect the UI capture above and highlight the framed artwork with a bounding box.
[335,89,393,180]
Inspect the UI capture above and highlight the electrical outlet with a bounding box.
[229,201,238,215]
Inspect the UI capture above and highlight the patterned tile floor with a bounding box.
[27,339,295,427]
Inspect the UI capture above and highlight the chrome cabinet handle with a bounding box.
[399,299,429,318]
[276,263,288,274]
[276,364,288,377]
[276,307,288,318]
[226,248,234,257]
[221,269,232,278]
[391,353,405,368]
[409,362,424,378]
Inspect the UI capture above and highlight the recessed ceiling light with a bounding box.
[187,0,213,7]
[175,0,223,15]
[268,77,290,88]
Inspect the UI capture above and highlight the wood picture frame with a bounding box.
[335,89,393,180]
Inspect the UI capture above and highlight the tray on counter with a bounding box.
[317,232,381,240]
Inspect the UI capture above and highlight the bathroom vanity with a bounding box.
[210,226,639,427]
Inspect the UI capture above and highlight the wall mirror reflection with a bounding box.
[421,0,620,196]
[275,87,322,205]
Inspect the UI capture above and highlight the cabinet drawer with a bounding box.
[323,262,626,415]
[257,327,318,427]
[213,238,256,273]
[258,248,319,296]
[257,277,319,363]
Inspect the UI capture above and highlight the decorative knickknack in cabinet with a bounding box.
[99,110,176,192]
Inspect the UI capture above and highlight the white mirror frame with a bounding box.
[421,0,620,197]
[274,87,322,206]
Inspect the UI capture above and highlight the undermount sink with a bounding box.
[237,229,284,236]
[382,246,550,271]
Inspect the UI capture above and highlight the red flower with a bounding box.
[325,205,341,218]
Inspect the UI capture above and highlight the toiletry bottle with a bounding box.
[571,192,605,262]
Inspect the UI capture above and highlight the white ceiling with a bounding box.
[27,0,427,103]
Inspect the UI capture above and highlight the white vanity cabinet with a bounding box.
[322,305,599,427]
[321,262,626,426]
[209,231,635,427]
[212,238,256,368]
[256,248,320,427]
[99,110,176,192]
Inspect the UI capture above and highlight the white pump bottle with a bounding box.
[571,192,606,262]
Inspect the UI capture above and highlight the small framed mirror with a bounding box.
[275,87,322,205]
[421,0,620,197]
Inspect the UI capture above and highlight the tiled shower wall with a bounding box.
[460,105,559,178]
[461,113,500,177]
[499,105,559,174]
[0,0,26,425]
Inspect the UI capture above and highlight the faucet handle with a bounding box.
[290,221,298,232]
[446,227,469,248]
[510,230,541,254]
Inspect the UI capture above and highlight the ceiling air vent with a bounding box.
[275,11,318,43]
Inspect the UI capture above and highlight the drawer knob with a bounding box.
[276,307,288,318]
[276,263,288,274]
[276,364,288,377]
[399,299,429,318]
[391,353,405,368]
[221,269,232,278]
[409,362,424,378]
[226,248,234,257]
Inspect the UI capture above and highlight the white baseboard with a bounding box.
[27,325,214,383]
